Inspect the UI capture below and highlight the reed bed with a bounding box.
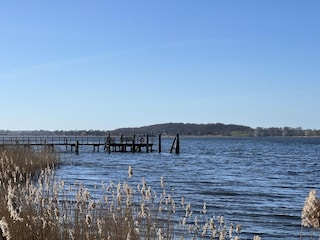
[0,146,267,239]
[0,145,59,182]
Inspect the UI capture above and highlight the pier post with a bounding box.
[93,144,99,152]
[120,134,124,152]
[146,134,149,153]
[65,138,68,151]
[108,133,111,154]
[76,140,79,155]
[158,134,162,153]
[170,133,180,154]
[132,134,136,153]
[175,133,180,154]
[170,137,176,153]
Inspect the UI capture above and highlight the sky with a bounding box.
[0,1,319,131]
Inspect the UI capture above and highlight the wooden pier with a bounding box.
[0,134,180,154]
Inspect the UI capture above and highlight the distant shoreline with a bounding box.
[1,122,320,137]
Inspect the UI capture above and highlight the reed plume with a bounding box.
[302,189,320,229]
[0,217,11,240]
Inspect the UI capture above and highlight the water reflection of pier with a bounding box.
[0,134,180,154]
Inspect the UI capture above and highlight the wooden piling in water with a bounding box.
[64,138,67,151]
[170,133,180,154]
[75,140,79,154]
[146,134,149,153]
[176,133,180,154]
[108,133,111,154]
[133,134,136,153]
[93,144,99,152]
[170,137,176,153]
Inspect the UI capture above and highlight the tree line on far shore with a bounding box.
[1,123,320,137]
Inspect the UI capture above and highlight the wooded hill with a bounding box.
[110,123,253,136]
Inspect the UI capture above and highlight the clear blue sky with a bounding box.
[1,1,319,131]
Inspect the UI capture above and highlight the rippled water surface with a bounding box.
[54,137,320,239]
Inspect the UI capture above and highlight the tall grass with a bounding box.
[0,146,266,239]
[0,145,58,182]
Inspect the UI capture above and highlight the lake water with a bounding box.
[54,137,320,239]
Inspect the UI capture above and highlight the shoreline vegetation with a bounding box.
[0,146,319,239]
[1,123,320,137]
[0,146,252,240]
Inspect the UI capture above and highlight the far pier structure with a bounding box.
[0,133,180,154]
